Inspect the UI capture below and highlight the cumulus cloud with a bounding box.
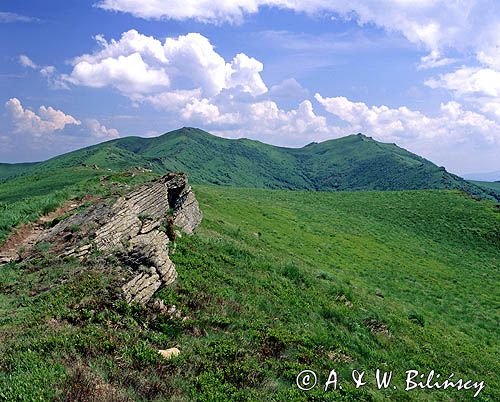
[481,101,500,119]
[63,30,325,141]
[425,62,500,122]
[5,98,81,136]
[138,89,203,112]
[176,93,334,145]
[94,0,500,123]
[2,99,122,162]
[226,53,267,96]
[242,99,332,142]
[94,1,500,129]
[426,67,500,98]
[420,19,500,116]
[37,22,498,168]
[68,53,171,94]
[59,27,500,151]
[315,93,500,145]
[85,119,120,139]
[64,30,268,98]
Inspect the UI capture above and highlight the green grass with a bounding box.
[0,178,498,401]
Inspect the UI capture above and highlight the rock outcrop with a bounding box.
[36,173,202,304]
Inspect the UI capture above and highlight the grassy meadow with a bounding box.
[0,170,498,401]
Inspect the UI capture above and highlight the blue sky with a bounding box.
[1,1,500,176]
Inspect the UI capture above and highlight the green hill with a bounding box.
[471,180,500,193]
[0,171,498,400]
[1,127,497,200]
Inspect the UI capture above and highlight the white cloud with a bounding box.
[269,78,309,100]
[181,94,334,145]
[65,30,268,98]
[18,55,68,89]
[137,89,203,112]
[64,30,296,137]
[180,98,238,125]
[473,20,500,69]
[67,52,171,94]
[418,50,456,70]
[40,65,55,76]
[85,119,120,139]
[226,53,267,96]
[421,20,500,115]
[162,32,227,97]
[481,101,500,119]
[95,1,499,54]
[2,100,122,162]
[315,93,500,145]
[73,31,167,65]
[232,99,339,146]
[62,28,500,151]
[19,54,38,69]
[0,11,35,23]
[95,0,264,23]
[476,39,500,70]
[5,98,81,136]
[426,67,500,98]
[94,0,500,127]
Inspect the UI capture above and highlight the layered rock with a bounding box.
[37,173,202,303]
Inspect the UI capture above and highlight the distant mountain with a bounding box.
[463,171,500,182]
[1,127,499,200]
[470,180,500,193]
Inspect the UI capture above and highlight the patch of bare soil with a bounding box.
[0,199,88,264]
[363,318,391,336]
[60,362,132,402]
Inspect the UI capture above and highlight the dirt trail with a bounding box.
[0,201,84,264]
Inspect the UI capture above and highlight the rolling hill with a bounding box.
[0,172,498,400]
[1,127,498,200]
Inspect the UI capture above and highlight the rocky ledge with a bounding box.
[35,173,202,304]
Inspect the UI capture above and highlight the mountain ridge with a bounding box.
[1,127,498,200]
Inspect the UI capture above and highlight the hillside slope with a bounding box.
[0,162,38,182]
[0,174,498,400]
[1,128,497,200]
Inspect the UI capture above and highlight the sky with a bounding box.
[1,1,500,175]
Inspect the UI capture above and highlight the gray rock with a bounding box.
[36,173,202,304]
[158,347,180,360]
